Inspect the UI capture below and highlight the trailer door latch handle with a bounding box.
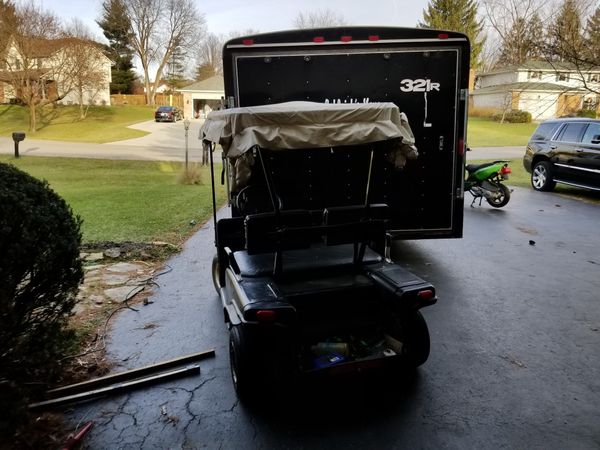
[439,136,444,151]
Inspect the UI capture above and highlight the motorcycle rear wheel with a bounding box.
[486,183,510,208]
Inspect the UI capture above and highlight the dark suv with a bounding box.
[523,118,600,192]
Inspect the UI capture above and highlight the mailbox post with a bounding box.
[12,132,25,158]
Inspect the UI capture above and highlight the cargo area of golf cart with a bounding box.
[202,101,438,400]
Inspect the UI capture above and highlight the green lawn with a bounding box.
[0,104,153,143]
[0,156,227,243]
[467,117,538,147]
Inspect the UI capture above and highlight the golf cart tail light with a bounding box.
[501,167,512,174]
[438,33,449,39]
[418,289,434,300]
[458,138,465,156]
[340,35,352,42]
[313,36,325,43]
[368,35,380,41]
[256,310,276,322]
[242,39,254,46]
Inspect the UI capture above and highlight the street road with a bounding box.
[0,119,522,162]
[67,188,600,449]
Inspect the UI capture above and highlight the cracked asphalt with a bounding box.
[67,187,600,449]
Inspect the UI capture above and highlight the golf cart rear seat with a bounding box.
[232,204,389,278]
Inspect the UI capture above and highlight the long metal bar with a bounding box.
[29,365,201,410]
[47,349,215,398]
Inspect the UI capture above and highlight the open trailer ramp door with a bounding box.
[222,27,470,240]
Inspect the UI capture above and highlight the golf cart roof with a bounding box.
[200,101,416,158]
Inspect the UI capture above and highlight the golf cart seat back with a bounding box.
[245,210,312,255]
[323,203,389,246]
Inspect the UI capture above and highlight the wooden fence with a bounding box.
[110,93,184,107]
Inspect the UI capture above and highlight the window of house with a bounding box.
[14,60,20,70]
[528,70,542,80]
[589,73,599,83]
[555,123,587,142]
[556,72,569,82]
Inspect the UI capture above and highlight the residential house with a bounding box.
[471,61,600,120]
[0,36,111,106]
[177,76,225,119]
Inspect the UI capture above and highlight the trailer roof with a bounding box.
[200,101,416,158]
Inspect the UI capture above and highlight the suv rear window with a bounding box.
[531,123,559,141]
[582,123,600,144]
[556,123,587,142]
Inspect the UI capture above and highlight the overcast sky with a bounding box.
[37,0,428,39]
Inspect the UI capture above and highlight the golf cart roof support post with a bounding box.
[355,148,375,265]
[209,142,218,245]
[255,146,284,277]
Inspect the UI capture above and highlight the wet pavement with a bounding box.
[66,188,600,449]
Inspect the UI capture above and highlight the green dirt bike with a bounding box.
[465,160,512,208]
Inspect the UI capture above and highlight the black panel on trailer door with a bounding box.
[222,28,469,239]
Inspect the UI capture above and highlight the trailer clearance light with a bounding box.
[368,35,380,41]
[242,39,254,46]
[458,138,465,156]
[438,33,450,39]
[340,36,352,42]
[313,36,325,43]
[256,309,277,323]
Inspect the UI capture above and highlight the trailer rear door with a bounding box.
[222,27,470,239]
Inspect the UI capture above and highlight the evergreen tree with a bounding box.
[497,13,545,65]
[549,0,584,62]
[584,7,600,65]
[0,0,18,50]
[165,39,188,91]
[420,0,485,68]
[96,0,136,94]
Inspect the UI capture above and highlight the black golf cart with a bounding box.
[202,101,438,400]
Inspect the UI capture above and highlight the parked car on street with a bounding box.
[523,118,600,192]
[154,106,183,122]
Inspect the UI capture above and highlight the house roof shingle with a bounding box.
[178,76,224,92]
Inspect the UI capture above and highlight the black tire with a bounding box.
[229,326,258,403]
[211,253,221,294]
[401,311,431,368]
[531,161,556,192]
[486,183,510,208]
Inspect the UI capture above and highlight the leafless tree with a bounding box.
[62,19,110,119]
[125,0,204,104]
[293,8,347,29]
[194,29,260,81]
[482,0,546,66]
[0,1,66,132]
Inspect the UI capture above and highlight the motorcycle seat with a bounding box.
[466,162,494,173]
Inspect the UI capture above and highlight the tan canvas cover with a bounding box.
[200,101,417,159]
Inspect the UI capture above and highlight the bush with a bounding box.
[468,107,500,119]
[492,109,532,123]
[0,163,83,435]
[576,109,597,118]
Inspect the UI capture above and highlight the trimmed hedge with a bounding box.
[492,109,532,123]
[0,163,83,434]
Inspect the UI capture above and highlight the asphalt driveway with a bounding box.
[66,187,600,449]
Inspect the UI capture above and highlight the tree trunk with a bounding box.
[79,85,85,120]
[29,102,37,133]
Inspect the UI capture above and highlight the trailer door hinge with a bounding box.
[460,89,468,101]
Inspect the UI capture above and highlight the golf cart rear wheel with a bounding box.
[211,253,221,294]
[400,311,431,368]
[229,326,257,403]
